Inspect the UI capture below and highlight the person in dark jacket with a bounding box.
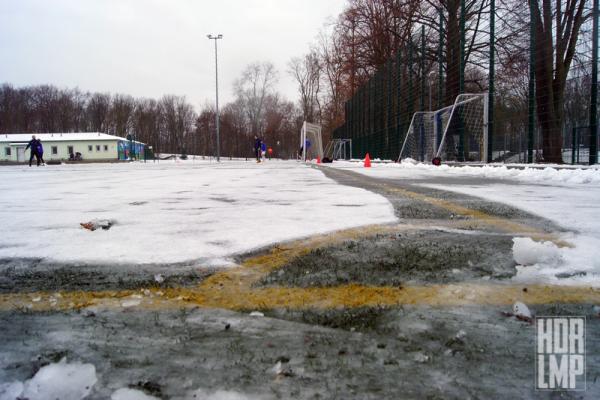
[25,135,42,167]
[254,135,262,163]
[36,140,45,166]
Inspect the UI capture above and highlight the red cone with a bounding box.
[364,153,371,168]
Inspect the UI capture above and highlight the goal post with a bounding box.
[300,121,323,161]
[398,93,488,163]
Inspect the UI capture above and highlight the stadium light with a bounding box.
[207,34,223,162]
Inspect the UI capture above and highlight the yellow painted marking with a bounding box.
[0,186,582,313]
[380,185,571,246]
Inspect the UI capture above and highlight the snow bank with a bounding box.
[0,161,396,265]
[331,160,600,184]
[3,358,97,400]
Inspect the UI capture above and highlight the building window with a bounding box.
[4,147,11,156]
[96,145,101,151]
[51,146,58,155]
[88,145,93,152]
[67,146,74,155]
[103,145,108,151]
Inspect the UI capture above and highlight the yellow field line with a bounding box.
[380,185,571,246]
[0,186,581,313]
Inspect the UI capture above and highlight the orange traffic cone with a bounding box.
[317,156,321,164]
[364,153,371,168]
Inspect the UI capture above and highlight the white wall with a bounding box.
[1,140,119,162]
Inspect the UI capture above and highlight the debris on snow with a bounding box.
[80,219,115,231]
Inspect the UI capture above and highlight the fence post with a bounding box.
[438,8,444,110]
[571,127,576,165]
[527,2,536,164]
[590,0,599,165]
[458,0,466,161]
[487,0,495,163]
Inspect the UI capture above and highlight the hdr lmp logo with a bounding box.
[536,316,586,391]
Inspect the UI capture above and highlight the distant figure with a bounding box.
[25,135,42,167]
[254,135,262,163]
[36,140,45,166]
[260,140,267,161]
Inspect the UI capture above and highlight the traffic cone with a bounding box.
[317,156,321,164]
[364,153,371,168]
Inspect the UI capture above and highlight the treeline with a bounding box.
[0,63,303,158]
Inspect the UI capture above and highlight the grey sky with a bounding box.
[0,0,346,110]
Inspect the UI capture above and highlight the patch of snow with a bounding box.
[512,237,562,266]
[330,160,600,184]
[0,381,24,400]
[249,311,264,317]
[0,161,396,266]
[111,388,160,400]
[182,389,265,400]
[121,298,142,308]
[8,358,97,400]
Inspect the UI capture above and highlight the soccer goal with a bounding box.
[300,121,323,161]
[323,138,353,161]
[398,93,488,164]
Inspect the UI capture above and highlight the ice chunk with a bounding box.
[20,358,96,400]
[513,301,532,319]
[512,237,562,266]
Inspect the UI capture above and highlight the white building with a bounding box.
[0,133,146,163]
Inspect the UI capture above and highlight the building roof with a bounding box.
[0,133,133,143]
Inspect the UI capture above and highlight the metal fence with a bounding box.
[333,1,599,165]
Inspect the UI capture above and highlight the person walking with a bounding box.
[253,135,262,163]
[260,140,267,162]
[25,135,42,167]
[36,139,45,166]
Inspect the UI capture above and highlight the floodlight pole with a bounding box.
[208,34,223,162]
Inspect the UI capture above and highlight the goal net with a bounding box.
[323,138,353,160]
[398,93,488,163]
[300,121,323,161]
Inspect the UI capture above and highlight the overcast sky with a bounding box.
[0,0,346,109]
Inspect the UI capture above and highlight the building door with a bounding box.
[17,147,25,162]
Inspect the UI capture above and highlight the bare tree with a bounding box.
[289,51,322,123]
[530,0,590,163]
[234,62,278,137]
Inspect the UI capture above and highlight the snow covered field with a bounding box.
[330,161,600,286]
[0,160,396,266]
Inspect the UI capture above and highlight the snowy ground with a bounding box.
[0,160,395,266]
[330,160,600,286]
